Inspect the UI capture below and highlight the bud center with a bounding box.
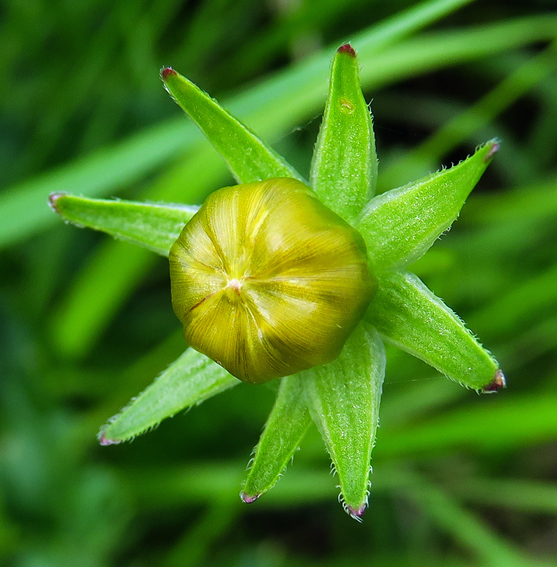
[227,277,243,295]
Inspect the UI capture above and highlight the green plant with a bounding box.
[50,44,503,519]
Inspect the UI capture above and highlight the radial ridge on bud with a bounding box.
[169,177,376,384]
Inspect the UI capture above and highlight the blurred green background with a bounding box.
[1,0,557,565]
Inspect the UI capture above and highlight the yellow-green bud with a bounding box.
[169,178,376,384]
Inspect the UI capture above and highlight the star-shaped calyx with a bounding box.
[50,43,504,519]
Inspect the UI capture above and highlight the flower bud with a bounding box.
[169,178,376,384]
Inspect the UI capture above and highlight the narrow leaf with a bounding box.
[400,474,531,567]
[51,243,156,359]
[396,42,557,179]
[357,140,499,272]
[377,394,557,457]
[311,44,377,223]
[5,11,555,248]
[241,375,312,503]
[0,119,191,249]
[99,349,238,444]
[50,193,198,257]
[161,68,303,184]
[303,323,386,519]
[451,477,557,515]
[368,271,503,392]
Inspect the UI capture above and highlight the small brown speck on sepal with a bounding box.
[337,43,356,57]
[98,432,121,446]
[484,141,500,163]
[482,369,506,393]
[161,67,177,81]
[240,491,260,504]
[48,192,66,213]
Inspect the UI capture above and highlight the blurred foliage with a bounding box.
[1,0,557,565]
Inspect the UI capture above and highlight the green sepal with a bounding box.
[357,140,499,271]
[368,271,503,392]
[311,44,377,224]
[161,68,304,184]
[302,323,386,519]
[49,193,198,257]
[99,348,238,444]
[241,374,312,502]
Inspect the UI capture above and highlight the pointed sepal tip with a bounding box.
[337,43,356,57]
[240,492,260,504]
[161,67,177,81]
[484,140,501,163]
[482,369,506,393]
[48,192,66,213]
[98,431,121,446]
[347,503,366,521]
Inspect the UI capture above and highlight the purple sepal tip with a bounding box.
[347,504,366,520]
[98,432,121,446]
[240,492,260,504]
[48,192,66,213]
[483,369,506,393]
[161,67,177,81]
[337,43,356,57]
[484,141,500,162]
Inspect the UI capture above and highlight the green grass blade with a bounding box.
[401,474,533,567]
[368,271,501,392]
[421,41,557,162]
[310,44,377,223]
[381,42,557,190]
[5,11,554,249]
[99,348,238,444]
[0,119,190,248]
[121,463,333,508]
[377,394,557,457]
[349,0,477,53]
[451,478,557,515]
[471,262,557,338]
[302,323,385,519]
[50,194,198,257]
[361,13,557,96]
[1,0,506,249]
[220,0,476,84]
[241,375,312,503]
[50,243,156,359]
[163,501,239,567]
[379,378,465,428]
[161,68,303,184]
[357,141,498,271]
